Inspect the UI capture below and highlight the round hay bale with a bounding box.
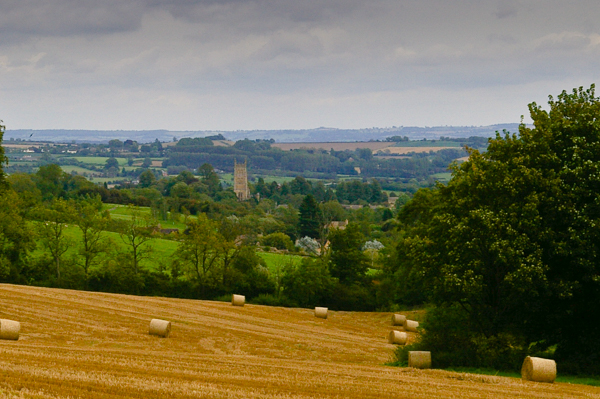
[388,330,407,345]
[408,351,431,369]
[232,294,245,307]
[404,319,419,333]
[391,314,406,326]
[521,356,556,383]
[0,319,20,341]
[314,307,328,319]
[149,319,171,338]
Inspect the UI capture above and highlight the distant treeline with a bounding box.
[164,138,467,179]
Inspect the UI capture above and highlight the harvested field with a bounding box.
[0,284,597,398]
[272,142,393,151]
[375,146,458,155]
[212,140,235,147]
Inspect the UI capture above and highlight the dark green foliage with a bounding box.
[298,194,322,239]
[334,179,388,204]
[281,257,337,308]
[328,223,369,284]
[104,157,119,170]
[250,293,297,307]
[34,164,70,201]
[395,85,600,374]
[227,246,276,298]
[260,232,294,251]
[176,137,213,146]
[198,163,221,195]
[392,305,527,371]
[0,190,35,283]
[328,283,376,311]
[381,208,393,221]
[139,169,156,188]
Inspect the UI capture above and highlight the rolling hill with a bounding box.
[0,284,595,398]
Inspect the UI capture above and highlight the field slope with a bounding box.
[0,284,596,398]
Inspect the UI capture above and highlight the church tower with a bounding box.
[233,159,250,201]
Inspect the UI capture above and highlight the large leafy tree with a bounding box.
[399,85,600,372]
[177,214,222,281]
[76,197,109,281]
[328,223,369,285]
[117,205,155,274]
[0,190,35,283]
[37,199,75,280]
[298,194,322,239]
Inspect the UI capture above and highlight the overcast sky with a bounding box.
[1,0,599,131]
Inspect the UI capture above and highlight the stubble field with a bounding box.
[0,284,598,398]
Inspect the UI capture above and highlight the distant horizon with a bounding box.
[5,122,522,133]
[3,123,523,144]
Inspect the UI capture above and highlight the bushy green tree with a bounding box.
[34,164,69,201]
[0,190,35,283]
[139,170,156,188]
[298,194,322,239]
[398,85,600,373]
[37,199,75,280]
[282,257,337,307]
[75,197,109,280]
[328,223,369,284]
[117,205,155,274]
[177,214,222,281]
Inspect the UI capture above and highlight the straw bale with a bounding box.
[408,351,431,369]
[521,356,556,383]
[0,319,20,341]
[232,294,245,306]
[391,314,406,326]
[314,307,328,319]
[149,319,171,338]
[388,330,407,345]
[404,319,419,332]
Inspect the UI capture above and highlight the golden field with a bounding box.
[375,146,457,155]
[271,142,393,152]
[0,284,598,399]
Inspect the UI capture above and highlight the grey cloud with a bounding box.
[534,33,594,53]
[2,0,600,130]
[494,0,518,19]
[487,33,517,45]
[0,0,146,37]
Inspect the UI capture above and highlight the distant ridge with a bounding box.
[5,124,521,144]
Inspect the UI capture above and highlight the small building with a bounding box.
[327,220,349,230]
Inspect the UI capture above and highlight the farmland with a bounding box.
[375,146,460,155]
[271,142,394,151]
[0,284,596,399]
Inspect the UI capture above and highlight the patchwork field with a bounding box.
[375,146,459,155]
[1,284,597,398]
[272,142,393,151]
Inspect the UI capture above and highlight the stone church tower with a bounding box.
[233,159,250,201]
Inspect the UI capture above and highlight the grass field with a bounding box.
[73,157,129,165]
[60,165,96,174]
[258,251,303,273]
[431,172,453,182]
[32,206,301,274]
[1,284,597,398]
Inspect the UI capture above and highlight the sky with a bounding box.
[1,0,599,131]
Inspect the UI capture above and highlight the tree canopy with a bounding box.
[397,85,600,373]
